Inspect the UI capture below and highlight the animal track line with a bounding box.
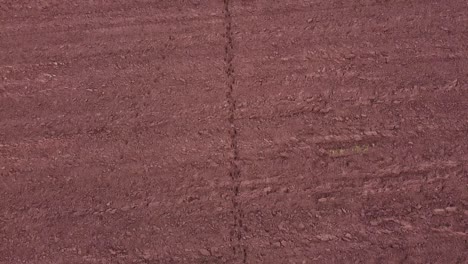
[223,0,248,262]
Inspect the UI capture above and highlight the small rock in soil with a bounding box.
[212,248,222,257]
[445,206,457,213]
[278,221,288,231]
[199,249,211,256]
[318,197,327,203]
[289,136,299,142]
[319,107,331,113]
[142,251,153,260]
[344,53,356,60]
[433,208,445,215]
[316,234,336,241]
[272,241,282,247]
[364,131,378,136]
[148,201,160,208]
[263,187,273,194]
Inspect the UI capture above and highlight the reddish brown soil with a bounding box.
[1,1,467,263]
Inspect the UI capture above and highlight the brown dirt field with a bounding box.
[1,1,467,263]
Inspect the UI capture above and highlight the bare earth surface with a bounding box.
[1,1,467,263]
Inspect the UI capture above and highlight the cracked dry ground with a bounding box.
[1,1,467,263]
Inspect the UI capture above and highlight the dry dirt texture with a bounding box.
[1,0,467,263]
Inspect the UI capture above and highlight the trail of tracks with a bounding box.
[1,1,468,263]
[223,0,247,262]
